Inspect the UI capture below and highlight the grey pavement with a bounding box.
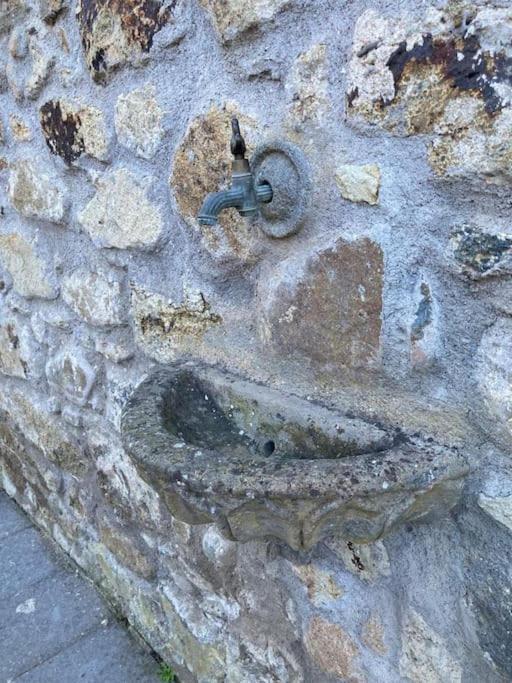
[0,491,161,683]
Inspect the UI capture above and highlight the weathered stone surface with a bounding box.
[0,387,87,476]
[8,160,66,222]
[8,26,28,59]
[104,363,139,430]
[199,0,290,42]
[362,613,387,655]
[346,7,512,186]
[335,164,381,205]
[62,268,125,326]
[123,366,467,551]
[77,0,172,81]
[201,527,236,568]
[46,348,97,407]
[476,319,512,441]
[40,100,109,163]
[0,316,44,379]
[399,610,462,683]
[115,84,164,159]
[90,424,162,529]
[261,237,383,371]
[286,43,329,123]
[131,285,221,361]
[170,104,261,262]
[6,29,55,100]
[304,617,362,681]
[478,494,512,533]
[0,234,57,299]
[460,487,512,678]
[325,538,391,583]
[0,0,28,34]
[159,594,227,682]
[450,225,512,279]
[39,0,67,23]
[94,331,134,363]
[96,512,155,579]
[291,562,343,607]
[78,169,163,249]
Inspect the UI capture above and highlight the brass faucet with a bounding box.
[198,118,273,226]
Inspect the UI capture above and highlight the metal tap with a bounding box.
[198,118,273,226]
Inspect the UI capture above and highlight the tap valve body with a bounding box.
[198,118,273,226]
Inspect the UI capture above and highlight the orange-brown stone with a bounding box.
[262,237,383,371]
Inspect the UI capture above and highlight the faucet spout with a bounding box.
[198,187,245,226]
[196,117,273,227]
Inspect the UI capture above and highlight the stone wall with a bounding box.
[1,0,512,680]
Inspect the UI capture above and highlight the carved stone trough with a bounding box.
[121,364,470,550]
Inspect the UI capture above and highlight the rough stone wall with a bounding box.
[1,1,512,681]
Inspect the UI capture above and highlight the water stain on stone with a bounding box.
[40,100,84,164]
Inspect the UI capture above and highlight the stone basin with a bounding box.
[121,364,470,550]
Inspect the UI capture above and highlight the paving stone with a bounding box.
[0,526,58,601]
[0,492,31,540]
[0,569,109,679]
[0,493,158,683]
[16,622,158,682]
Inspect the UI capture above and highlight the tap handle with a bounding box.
[230,117,247,160]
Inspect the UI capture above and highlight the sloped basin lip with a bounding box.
[121,365,470,501]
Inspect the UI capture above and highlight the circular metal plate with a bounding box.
[251,140,311,238]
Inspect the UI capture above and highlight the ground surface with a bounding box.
[0,491,160,683]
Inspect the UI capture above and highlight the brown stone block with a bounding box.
[261,237,384,372]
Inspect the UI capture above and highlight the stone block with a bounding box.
[0,315,44,379]
[96,512,156,579]
[476,319,512,441]
[62,268,125,326]
[286,43,329,124]
[449,225,512,280]
[0,233,57,299]
[115,84,164,159]
[77,0,173,81]
[0,387,87,476]
[90,424,162,529]
[94,330,134,363]
[399,610,461,683]
[335,164,381,205]
[290,562,343,606]
[8,159,66,222]
[362,613,387,655]
[78,168,164,250]
[40,99,109,163]
[346,6,512,187]
[304,616,363,682]
[39,0,67,23]
[478,494,512,533]
[6,29,55,100]
[170,104,261,262]
[199,0,290,43]
[131,285,221,362]
[0,0,28,35]
[260,237,383,371]
[46,347,97,407]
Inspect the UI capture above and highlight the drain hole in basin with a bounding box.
[263,440,276,456]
